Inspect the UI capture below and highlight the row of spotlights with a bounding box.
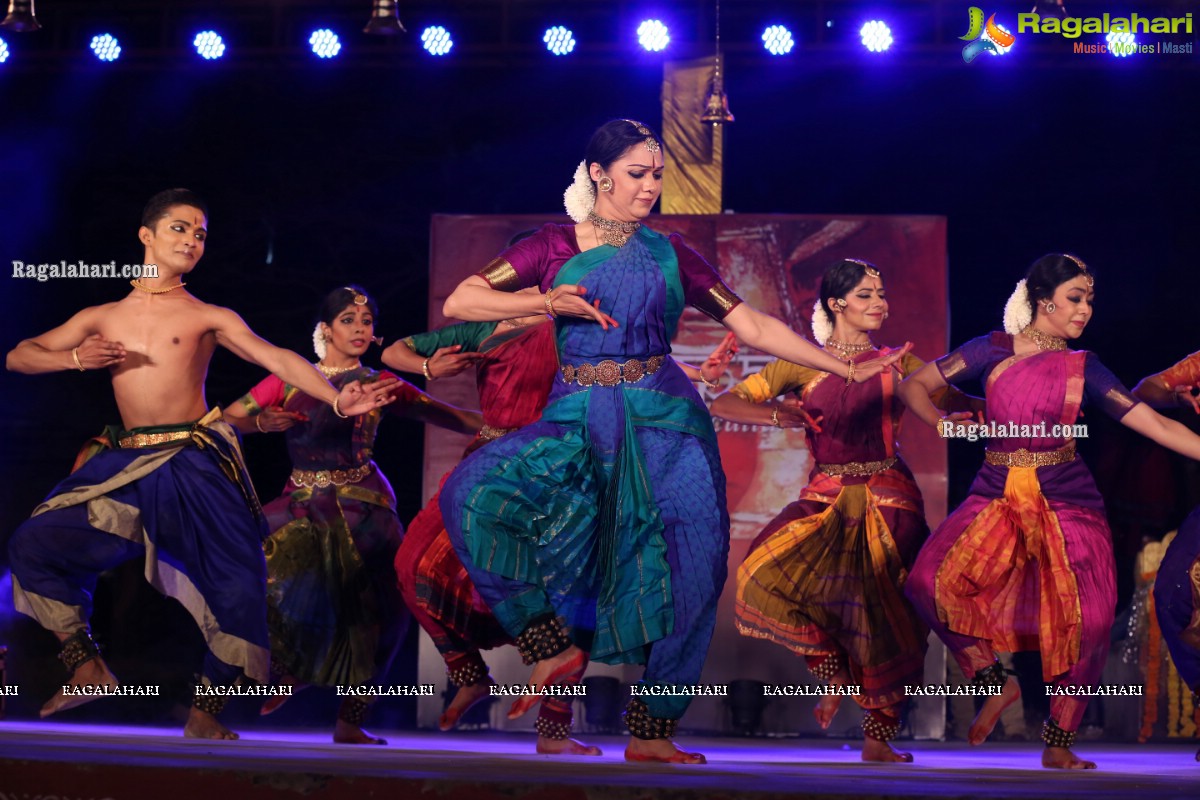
[0,22,1149,64]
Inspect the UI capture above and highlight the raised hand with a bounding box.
[701,332,739,384]
[853,342,913,383]
[426,344,484,379]
[1171,384,1200,414]
[74,333,126,369]
[546,286,619,330]
[336,376,399,416]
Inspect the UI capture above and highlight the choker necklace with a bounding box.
[588,211,640,248]
[130,279,186,294]
[824,338,875,360]
[1020,325,1067,352]
[317,361,361,377]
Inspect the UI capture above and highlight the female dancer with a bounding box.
[1133,353,1200,761]
[224,286,481,744]
[383,307,736,754]
[713,258,977,763]
[899,254,1200,769]
[437,118,907,764]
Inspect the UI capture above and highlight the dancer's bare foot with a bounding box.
[537,736,602,756]
[625,737,706,765]
[507,645,586,720]
[862,738,913,763]
[814,693,843,730]
[968,676,1020,746]
[260,674,306,715]
[39,656,119,718]
[1042,746,1096,769]
[333,718,387,745]
[439,678,495,730]
[184,707,239,740]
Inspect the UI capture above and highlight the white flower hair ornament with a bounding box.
[1002,279,1032,335]
[312,323,328,360]
[811,298,834,345]
[563,160,595,224]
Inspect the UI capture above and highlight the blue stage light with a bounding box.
[0,37,9,64]
[90,33,121,62]
[193,30,225,60]
[421,25,453,56]
[309,28,341,59]
[761,24,794,55]
[860,20,893,53]
[637,19,669,52]
[1105,31,1136,57]
[544,25,576,56]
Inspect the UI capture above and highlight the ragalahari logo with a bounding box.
[961,7,1016,62]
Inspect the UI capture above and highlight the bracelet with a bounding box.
[421,357,434,380]
[331,394,348,419]
[544,291,556,318]
[71,347,86,372]
[255,413,267,433]
[700,373,721,390]
[771,407,781,427]
[845,358,856,386]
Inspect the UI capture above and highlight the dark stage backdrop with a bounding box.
[1,39,1198,734]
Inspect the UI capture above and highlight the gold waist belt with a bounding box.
[118,429,193,449]
[479,424,517,441]
[818,457,898,477]
[291,463,372,489]
[560,355,666,387]
[984,445,1076,468]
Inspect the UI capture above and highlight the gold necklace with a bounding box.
[1020,325,1067,352]
[587,211,640,248]
[317,361,361,377]
[825,338,875,360]
[130,278,186,294]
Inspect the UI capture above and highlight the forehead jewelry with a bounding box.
[622,119,661,153]
[1062,254,1094,287]
[343,287,369,306]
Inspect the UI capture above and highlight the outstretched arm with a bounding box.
[381,339,483,380]
[720,304,909,383]
[1122,402,1200,460]
[207,306,395,416]
[6,306,126,374]
[897,361,953,430]
[390,391,483,435]
[444,275,617,329]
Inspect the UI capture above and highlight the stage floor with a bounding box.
[2,721,1198,800]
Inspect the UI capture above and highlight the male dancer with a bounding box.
[6,188,395,739]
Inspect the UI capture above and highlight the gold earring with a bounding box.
[598,176,613,193]
[1043,301,1056,314]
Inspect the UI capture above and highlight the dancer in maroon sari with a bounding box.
[224,286,480,744]
[900,254,1200,769]
[714,259,976,763]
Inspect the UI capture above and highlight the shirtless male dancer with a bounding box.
[6,188,395,739]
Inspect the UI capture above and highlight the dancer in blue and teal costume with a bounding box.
[440,119,909,763]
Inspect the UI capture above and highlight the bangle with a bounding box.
[254,413,267,433]
[771,407,781,428]
[544,290,556,318]
[845,359,856,386]
[331,395,348,419]
[701,374,721,390]
[422,357,434,380]
[71,347,86,372]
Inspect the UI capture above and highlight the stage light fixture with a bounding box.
[761,24,794,55]
[0,0,39,33]
[1106,30,1136,58]
[309,28,341,59]
[637,19,669,52]
[193,30,225,60]
[420,25,453,56]
[363,0,405,35]
[90,33,121,62]
[543,25,575,56]
[0,36,9,62]
[859,20,893,53]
